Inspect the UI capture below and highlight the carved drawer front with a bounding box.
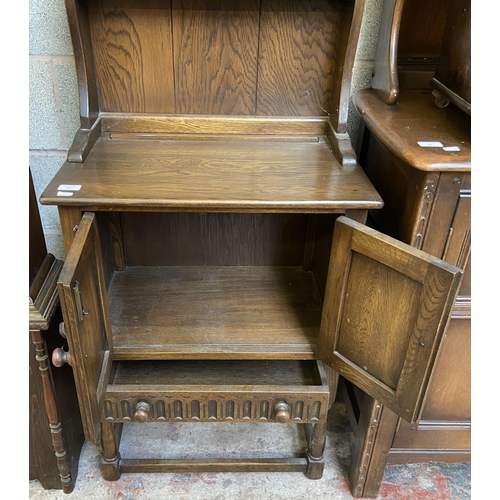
[102,360,330,424]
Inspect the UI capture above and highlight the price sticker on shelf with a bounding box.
[418,141,444,147]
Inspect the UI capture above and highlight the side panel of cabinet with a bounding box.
[58,212,113,443]
[344,129,471,500]
[389,177,471,458]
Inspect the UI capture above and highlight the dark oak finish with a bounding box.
[173,0,259,115]
[430,0,471,114]
[38,0,466,487]
[65,0,100,128]
[119,457,309,474]
[108,266,322,360]
[318,217,462,423]
[353,89,470,172]
[88,0,175,114]
[29,169,84,493]
[370,0,404,104]
[371,0,452,102]
[347,6,471,493]
[257,0,340,116]
[120,212,309,266]
[41,135,383,212]
[57,212,114,443]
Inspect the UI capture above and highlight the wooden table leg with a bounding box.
[305,422,326,479]
[100,421,121,481]
[30,329,74,493]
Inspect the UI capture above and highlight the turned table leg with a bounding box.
[30,329,74,493]
[305,422,326,479]
[100,421,121,481]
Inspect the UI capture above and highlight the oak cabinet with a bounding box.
[344,0,471,496]
[39,0,463,491]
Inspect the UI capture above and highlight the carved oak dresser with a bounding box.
[39,0,464,494]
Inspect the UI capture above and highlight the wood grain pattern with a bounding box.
[333,0,362,133]
[431,0,470,113]
[120,212,308,266]
[172,0,260,114]
[57,213,113,442]
[120,458,308,474]
[88,0,175,113]
[103,359,329,423]
[419,317,470,421]
[371,0,404,104]
[421,172,466,258]
[65,0,100,127]
[257,0,341,116]
[392,419,471,450]
[30,329,74,493]
[318,217,463,424]
[352,107,470,493]
[398,0,450,60]
[67,118,102,163]
[108,266,321,359]
[353,89,470,171]
[39,136,383,212]
[101,114,329,134]
[336,251,421,390]
[111,360,322,386]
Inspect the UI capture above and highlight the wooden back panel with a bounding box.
[397,0,451,90]
[120,212,309,266]
[431,0,471,113]
[370,0,453,102]
[81,0,358,126]
[398,0,450,60]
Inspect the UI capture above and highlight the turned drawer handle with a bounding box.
[274,401,291,423]
[134,401,151,422]
[52,347,72,367]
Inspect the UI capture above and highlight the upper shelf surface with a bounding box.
[40,136,383,212]
[354,89,471,172]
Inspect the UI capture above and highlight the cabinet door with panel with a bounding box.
[55,212,462,480]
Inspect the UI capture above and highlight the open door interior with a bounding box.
[318,216,463,424]
[57,212,113,443]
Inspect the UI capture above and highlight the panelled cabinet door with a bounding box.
[318,216,463,424]
[57,212,113,443]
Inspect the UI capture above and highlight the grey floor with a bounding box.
[29,401,471,500]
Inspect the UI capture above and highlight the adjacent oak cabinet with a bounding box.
[344,0,471,496]
[29,168,85,493]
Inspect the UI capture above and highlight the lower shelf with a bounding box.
[108,266,322,359]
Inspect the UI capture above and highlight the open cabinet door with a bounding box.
[57,212,113,443]
[318,216,463,424]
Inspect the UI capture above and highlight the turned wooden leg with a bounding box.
[100,421,121,481]
[305,422,326,479]
[30,329,74,493]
